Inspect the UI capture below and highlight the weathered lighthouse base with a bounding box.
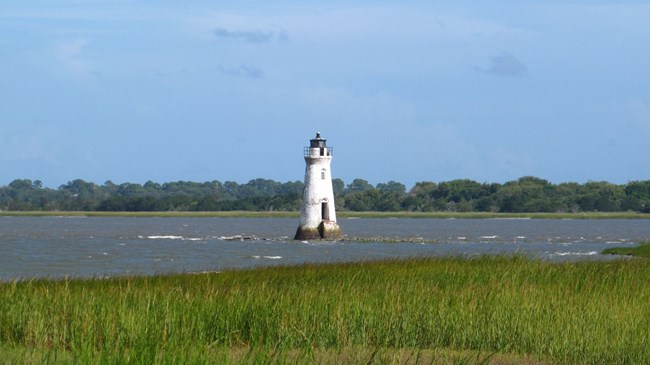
[318,221,343,240]
[294,221,342,240]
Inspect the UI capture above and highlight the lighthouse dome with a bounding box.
[310,132,327,148]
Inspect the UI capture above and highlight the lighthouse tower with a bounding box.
[294,132,342,240]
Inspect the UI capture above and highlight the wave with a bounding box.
[217,235,258,241]
[551,251,599,257]
[146,235,204,241]
[251,255,283,260]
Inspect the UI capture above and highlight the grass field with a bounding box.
[1,256,648,364]
[1,210,650,219]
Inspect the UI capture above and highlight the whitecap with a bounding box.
[481,236,498,239]
[262,256,282,260]
[218,235,258,241]
[147,235,184,240]
[552,251,598,257]
[147,235,204,241]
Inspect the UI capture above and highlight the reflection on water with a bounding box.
[1,217,648,280]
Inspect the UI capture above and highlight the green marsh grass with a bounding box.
[603,240,650,259]
[1,257,649,364]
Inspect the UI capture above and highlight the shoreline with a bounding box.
[1,210,650,219]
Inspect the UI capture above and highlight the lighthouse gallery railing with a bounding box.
[304,147,334,157]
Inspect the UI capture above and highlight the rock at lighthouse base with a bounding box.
[294,226,321,240]
[318,221,343,240]
[294,221,342,240]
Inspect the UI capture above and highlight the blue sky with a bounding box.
[2,1,650,188]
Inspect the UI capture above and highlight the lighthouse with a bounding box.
[294,132,343,240]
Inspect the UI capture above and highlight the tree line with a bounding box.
[1,176,650,213]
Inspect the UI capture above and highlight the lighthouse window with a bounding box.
[321,169,326,180]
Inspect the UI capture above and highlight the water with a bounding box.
[1,217,649,280]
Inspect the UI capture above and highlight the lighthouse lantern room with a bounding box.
[294,132,342,240]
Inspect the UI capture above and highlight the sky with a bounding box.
[2,1,650,189]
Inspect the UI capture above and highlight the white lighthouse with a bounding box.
[294,132,342,240]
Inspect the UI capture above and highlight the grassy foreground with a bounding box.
[1,257,649,364]
[1,210,650,219]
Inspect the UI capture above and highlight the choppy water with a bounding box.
[1,217,649,280]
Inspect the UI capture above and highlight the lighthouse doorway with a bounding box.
[321,201,330,221]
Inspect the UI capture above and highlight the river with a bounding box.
[1,217,648,280]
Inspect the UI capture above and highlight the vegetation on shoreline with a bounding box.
[603,241,650,258]
[1,257,648,364]
[2,176,650,214]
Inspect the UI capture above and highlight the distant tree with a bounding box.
[376,180,406,194]
[222,181,240,199]
[624,180,650,212]
[345,189,380,211]
[494,177,557,213]
[9,179,33,191]
[345,179,374,194]
[332,178,345,196]
[102,180,118,196]
[376,191,404,211]
[59,179,97,198]
[4,179,36,210]
[578,181,624,212]
[116,183,145,198]
[277,181,303,196]
[406,182,438,211]
[144,181,163,197]
[554,182,581,212]
[58,179,101,210]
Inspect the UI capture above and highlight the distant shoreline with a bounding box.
[1,211,650,219]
